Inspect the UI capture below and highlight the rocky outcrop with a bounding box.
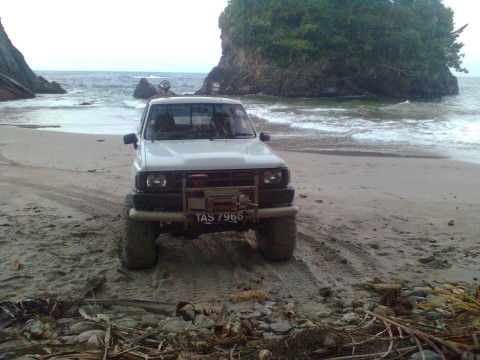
[196,34,458,98]
[0,18,66,101]
[133,78,176,99]
[0,72,35,100]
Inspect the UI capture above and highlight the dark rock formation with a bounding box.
[133,78,176,99]
[0,72,35,100]
[36,76,66,94]
[0,18,66,101]
[196,34,458,98]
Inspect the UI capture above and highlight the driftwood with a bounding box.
[83,298,174,316]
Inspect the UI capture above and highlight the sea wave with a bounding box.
[131,75,166,79]
[122,99,146,109]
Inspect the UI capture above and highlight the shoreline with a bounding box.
[1,123,455,161]
[1,125,479,304]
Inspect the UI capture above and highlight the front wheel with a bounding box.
[118,195,159,269]
[255,216,297,261]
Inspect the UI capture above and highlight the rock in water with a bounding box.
[133,78,176,99]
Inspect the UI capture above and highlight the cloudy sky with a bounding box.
[0,0,478,76]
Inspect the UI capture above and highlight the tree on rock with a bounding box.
[197,0,467,98]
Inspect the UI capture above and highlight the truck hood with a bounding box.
[142,139,287,171]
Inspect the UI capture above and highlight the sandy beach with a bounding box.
[0,125,479,308]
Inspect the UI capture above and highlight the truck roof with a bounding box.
[148,96,243,106]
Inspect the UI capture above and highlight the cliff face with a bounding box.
[196,34,458,98]
[0,19,65,101]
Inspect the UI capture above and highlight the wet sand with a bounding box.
[0,126,479,306]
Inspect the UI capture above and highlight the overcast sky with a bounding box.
[0,0,478,76]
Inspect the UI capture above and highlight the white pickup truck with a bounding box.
[121,96,298,269]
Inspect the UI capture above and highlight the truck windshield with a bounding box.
[144,103,256,140]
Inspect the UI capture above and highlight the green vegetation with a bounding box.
[219,0,467,74]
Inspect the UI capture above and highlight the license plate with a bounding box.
[194,212,244,224]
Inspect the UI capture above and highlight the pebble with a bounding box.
[253,303,272,316]
[197,327,212,336]
[114,318,140,329]
[323,332,342,349]
[362,301,375,312]
[425,311,443,321]
[26,319,45,339]
[268,320,293,333]
[413,286,433,296]
[314,310,332,318]
[159,318,193,333]
[426,294,447,305]
[257,321,270,331]
[177,303,196,321]
[73,330,105,344]
[373,305,395,317]
[141,314,163,327]
[260,332,278,340]
[193,314,216,329]
[231,321,243,333]
[239,310,263,319]
[86,333,103,349]
[407,296,428,305]
[341,312,359,324]
[402,289,428,298]
[372,283,402,294]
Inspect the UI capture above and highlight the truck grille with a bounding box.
[173,170,256,190]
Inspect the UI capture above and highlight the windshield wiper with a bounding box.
[153,135,186,140]
[233,133,254,137]
[209,134,236,141]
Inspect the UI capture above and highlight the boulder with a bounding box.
[35,76,66,94]
[0,18,66,101]
[133,78,176,99]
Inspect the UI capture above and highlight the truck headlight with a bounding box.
[146,174,168,188]
[262,170,283,185]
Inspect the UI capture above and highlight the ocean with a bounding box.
[1,71,479,163]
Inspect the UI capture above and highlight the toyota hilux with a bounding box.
[121,96,298,269]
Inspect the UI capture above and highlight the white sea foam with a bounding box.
[131,75,166,79]
[122,99,146,109]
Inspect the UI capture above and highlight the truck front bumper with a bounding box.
[129,205,299,222]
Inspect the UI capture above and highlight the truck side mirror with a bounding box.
[259,132,270,142]
[124,133,138,149]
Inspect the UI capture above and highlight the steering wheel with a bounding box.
[155,125,176,135]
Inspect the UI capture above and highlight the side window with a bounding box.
[145,104,168,139]
[138,106,148,134]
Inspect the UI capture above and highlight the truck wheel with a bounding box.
[118,194,159,269]
[256,216,296,261]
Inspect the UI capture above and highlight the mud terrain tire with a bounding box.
[256,216,296,261]
[119,194,159,269]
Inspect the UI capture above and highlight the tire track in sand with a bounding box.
[295,222,381,292]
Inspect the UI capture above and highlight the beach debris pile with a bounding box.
[0,278,478,359]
